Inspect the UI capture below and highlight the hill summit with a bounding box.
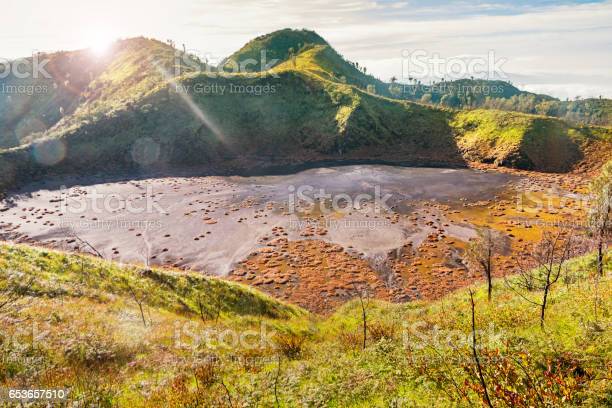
[222,28,328,71]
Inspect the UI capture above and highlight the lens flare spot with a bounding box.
[32,139,66,166]
[131,137,160,165]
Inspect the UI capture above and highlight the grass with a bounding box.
[273,44,389,95]
[0,243,302,320]
[0,59,463,192]
[1,242,610,406]
[0,37,177,150]
[222,28,328,72]
[1,30,611,194]
[452,109,612,171]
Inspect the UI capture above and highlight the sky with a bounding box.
[4,0,612,99]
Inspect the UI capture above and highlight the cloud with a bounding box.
[2,0,611,98]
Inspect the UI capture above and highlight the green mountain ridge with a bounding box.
[0,29,611,192]
[0,37,179,149]
[378,68,612,126]
[221,28,328,71]
[398,77,612,126]
[400,78,552,105]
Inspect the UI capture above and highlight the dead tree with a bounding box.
[214,290,223,324]
[588,162,611,276]
[139,233,154,269]
[196,295,210,323]
[69,229,104,258]
[127,283,148,327]
[196,279,223,323]
[469,290,493,408]
[506,230,575,328]
[274,354,282,407]
[466,228,498,301]
[219,378,234,408]
[351,282,372,350]
[207,279,223,323]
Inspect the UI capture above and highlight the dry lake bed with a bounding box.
[4,164,583,312]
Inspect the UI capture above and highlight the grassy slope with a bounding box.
[0,38,177,150]
[221,28,328,72]
[0,244,302,320]
[452,109,612,172]
[60,38,178,125]
[1,31,611,193]
[274,44,390,96]
[1,243,609,406]
[0,50,104,148]
[0,53,463,191]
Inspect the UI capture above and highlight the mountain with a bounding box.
[494,96,612,126]
[224,28,389,94]
[273,43,390,95]
[0,49,106,148]
[221,28,328,71]
[0,29,610,192]
[453,109,612,170]
[398,78,612,126]
[0,37,186,149]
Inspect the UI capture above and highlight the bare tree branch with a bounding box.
[506,230,576,328]
[351,281,371,350]
[469,290,493,408]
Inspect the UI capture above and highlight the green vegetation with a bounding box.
[400,78,534,107]
[400,78,612,127]
[0,38,464,192]
[273,43,390,96]
[0,244,301,320]
[1,29,611,194]
[452,109,612,171]
[481,95,612,127]
[1,243,609,406]
[221,28,328,72]
[0,38,179,150]
[589,160,612,276]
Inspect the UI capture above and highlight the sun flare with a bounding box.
[85,28,118,55]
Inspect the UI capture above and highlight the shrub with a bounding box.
[236,348,272,373]
[338,331,362,351]
[63,332,132,366]
[273,332,305,359]
[193,358,218,387]
[462,349,591,407]
[368,322,397,342]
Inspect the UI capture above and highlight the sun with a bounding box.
[85,28,118,55]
